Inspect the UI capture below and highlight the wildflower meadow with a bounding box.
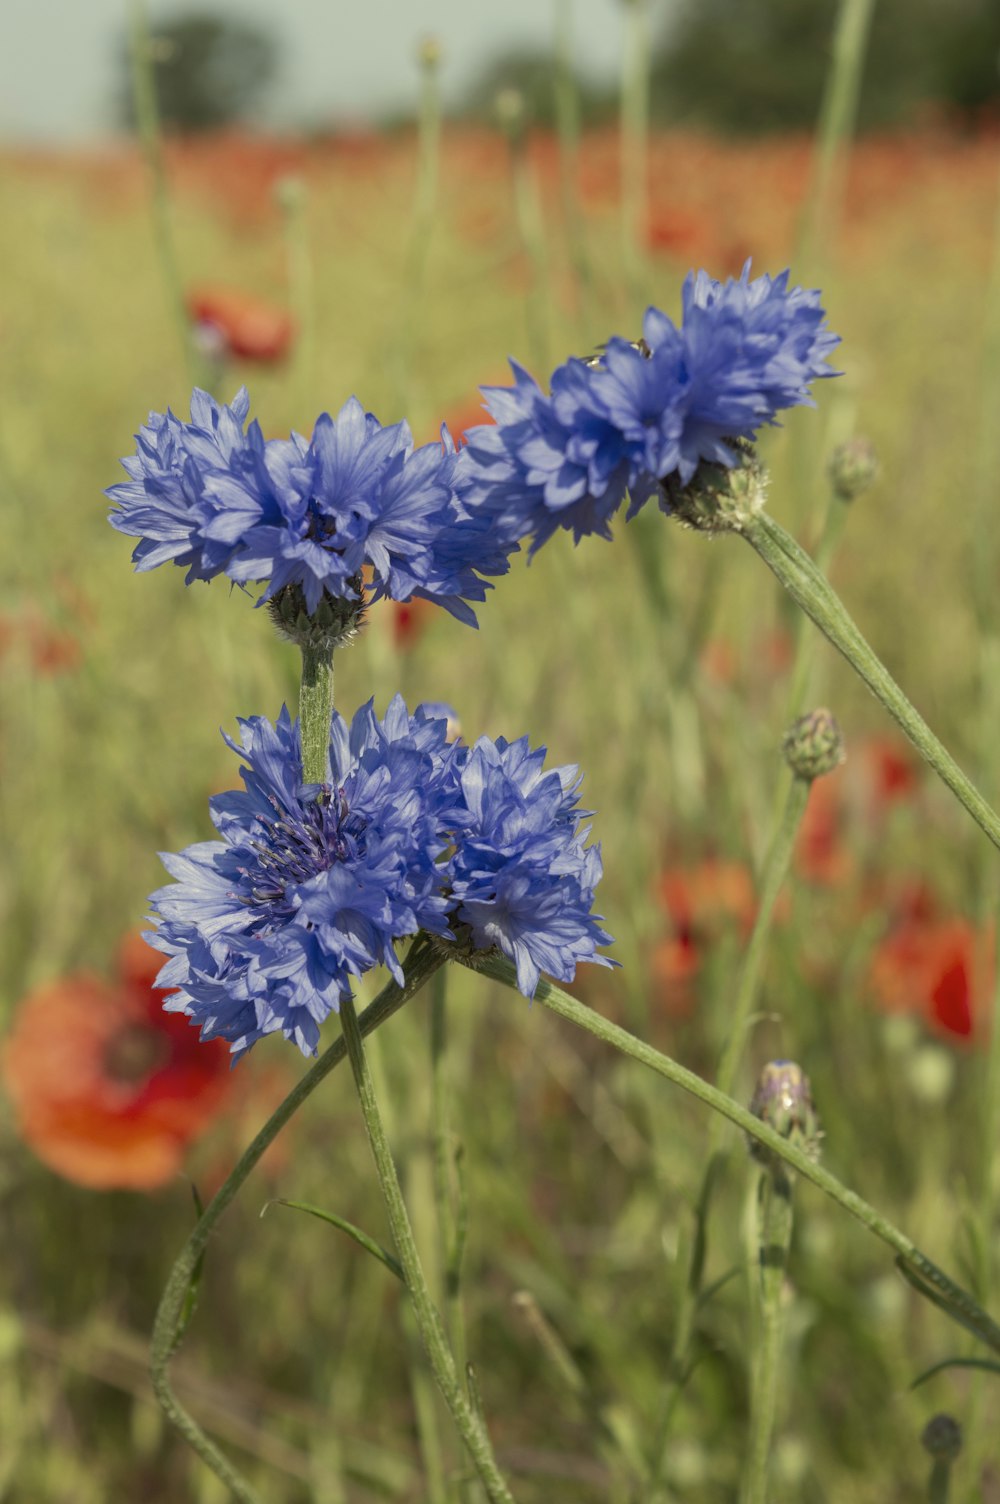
[3,1,1000,1500]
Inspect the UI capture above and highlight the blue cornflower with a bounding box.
[449,735,616,998]
[463,262,840,552]
[148,702,615,1056]
[108,391,515,627]
[148,697,461,1058]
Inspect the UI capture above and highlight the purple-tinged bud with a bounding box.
[749,1060,821,1164]
[782,708,845,782]
[921,1414,962,1464]
[828,436,878,501]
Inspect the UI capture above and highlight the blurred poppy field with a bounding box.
[3,12,1000,1500]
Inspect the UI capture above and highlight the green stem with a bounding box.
[784,495,850,721]
[928,1459,951,1504]
[150,943,445,1502]
[299,645,334,785]
[652,773,810,1490]
[391,41,442,416]
[619,0,650,313]
[796,0,877,275]
[744,511,1000,854]
[553,0,591,329]
[464,953,1000,1356]
[126,0,196,385]
[338,992,516,1504]
[744,1168,794,1504]
[508,134,550,375]
[431,968,468,1371]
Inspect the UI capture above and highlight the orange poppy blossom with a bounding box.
[186,285,294,363]
[651,858,758,1016]
[2,933,235,1190]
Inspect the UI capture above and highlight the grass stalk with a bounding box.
[150,943,447,1503]
[553,0,592,330]
[619,0,650,315]
[796,0,878,276]
[743,1166,794,1504]
[651,771,810,1489]
[125,0,196,384]
[743,511,1000,855]
[465,953,1000,1356]
[338,990,517,1504]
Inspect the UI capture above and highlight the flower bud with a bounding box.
[495,88,527,145]
[266,581,366,652]
[782,708,845,782]
[273,174,306,214]
[749,1060,821,1164]
[663,440,768,534]
[418,35,441,70]
[921,1414,962,1464]
[828,437,878,501]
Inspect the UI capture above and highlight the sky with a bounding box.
[1,0,632,141]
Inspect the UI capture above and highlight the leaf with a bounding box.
[911,1355,1000,1389]
[263,1199,405,1283]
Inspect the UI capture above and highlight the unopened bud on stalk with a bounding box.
[418,35,442,70]
[921,1413,962,1464]
[749,1060,822,1165]
[495,87,527,145]
[828,436,878,501]
[266,582,366,653]
[274,174,306,214]
[662,440,768,534]
[782,708,845,782]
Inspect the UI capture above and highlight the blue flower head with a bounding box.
[449,734,616,999]
[148,701,615,1056]
[148,697,461,1059]
[108,390,516,632]
[463,262,840,553]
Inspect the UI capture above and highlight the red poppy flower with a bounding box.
[861,736,919,810]
[1,934,234,1189]
[795,772,854,887]
[0,610,81,676]
[652,858,757,1015]
[187,285,294,363]
[391,595,437,650]
[869,914,989,1041]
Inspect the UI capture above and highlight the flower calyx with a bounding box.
[663,439,768,535]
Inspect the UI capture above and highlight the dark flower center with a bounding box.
[242,787,369,912]
[104,1023,170,1083]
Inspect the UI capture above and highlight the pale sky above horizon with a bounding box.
[2,0,635,142]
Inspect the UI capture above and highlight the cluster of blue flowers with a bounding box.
[463,262,840,553]
[111,263,840,1052]
[108,390,513,625]
[149,698,613,1058]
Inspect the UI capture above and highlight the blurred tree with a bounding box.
[649,0,999,133]
[119,13,278,133]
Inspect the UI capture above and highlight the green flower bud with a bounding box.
[921,1413,962,1464]
[274,174,306,214]
[663,440,768,535]
[782,708,845,781]
[266,581,366,652]
[495,87,527,143]
[749,1060,822,1164]
[418,35,442,70]
[828,436,878,501]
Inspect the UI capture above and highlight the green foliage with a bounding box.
[651,0,1000,132]
[119,14,278,134]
